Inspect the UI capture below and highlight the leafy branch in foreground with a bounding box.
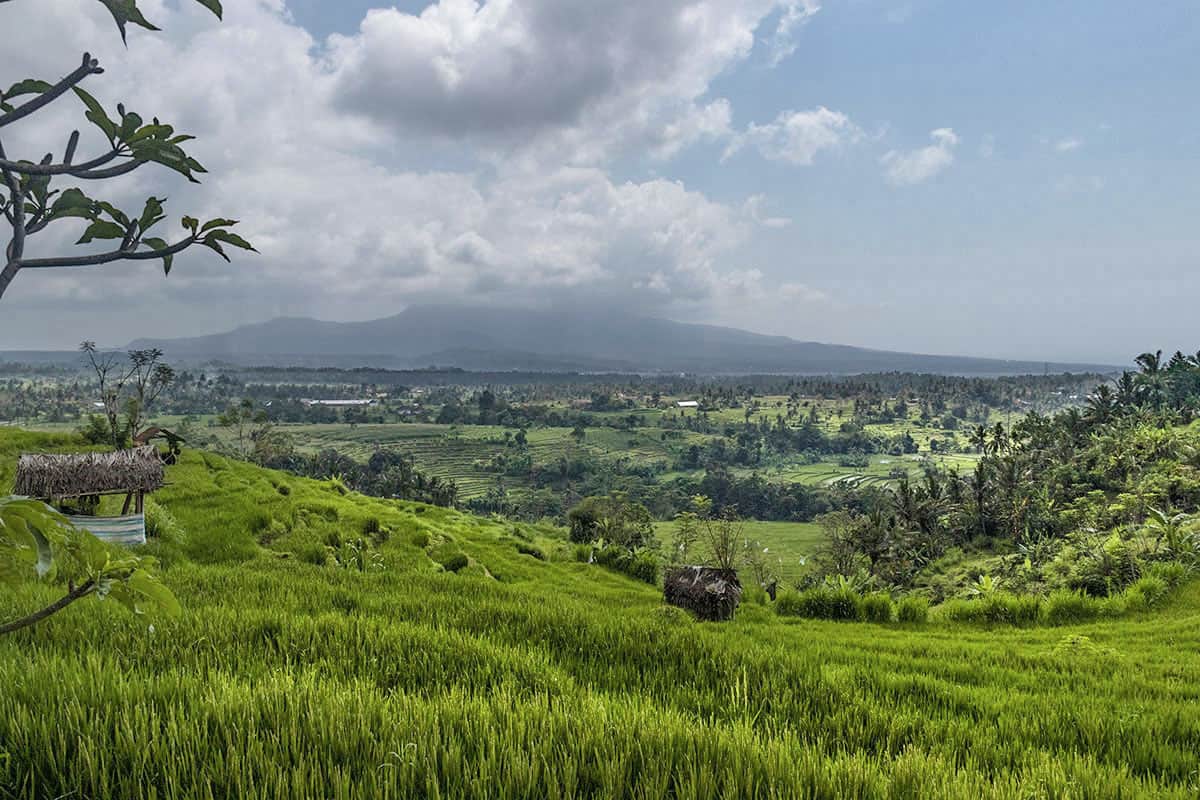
[0,0,253,301]
[0,496,178,635]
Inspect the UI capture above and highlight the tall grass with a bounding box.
[1,435,1199,798]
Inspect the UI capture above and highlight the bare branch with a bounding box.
[0,53,103,129]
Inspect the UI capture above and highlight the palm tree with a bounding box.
[1085,384,1116,426]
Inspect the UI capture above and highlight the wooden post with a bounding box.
[121,492,133,515]
[135,492,144,514]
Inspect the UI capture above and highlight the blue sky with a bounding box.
[0,0,1197,362]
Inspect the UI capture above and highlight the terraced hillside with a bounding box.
[2,430,1198,798]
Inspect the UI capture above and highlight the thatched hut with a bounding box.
[14,446,165,545]
[663,566,742,621]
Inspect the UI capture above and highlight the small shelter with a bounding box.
[13,446,165,545]
[663,566,742,621]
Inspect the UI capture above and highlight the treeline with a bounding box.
[264,449,458,508]
[803,350,1200,599]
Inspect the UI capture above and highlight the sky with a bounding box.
[0,0,1197,364]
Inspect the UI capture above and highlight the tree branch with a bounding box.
[0,148,124,176]
[0,141,26,264]
[0,579,96,636]
[0,53,103,129]
[18,235,196,269]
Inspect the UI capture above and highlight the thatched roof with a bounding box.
[663,566,742,622]
[14,446,164,499]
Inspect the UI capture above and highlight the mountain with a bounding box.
[127,305,1118,375]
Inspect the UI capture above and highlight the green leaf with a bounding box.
[72,88,117,142]
[194,0,224,19]
[138,196,166,232]
[141,237,173,275]
[97,0,162,42]
[119,111,143,142]
[181,216,199,234]
[2,79,54,101]
[77,220,126,244]
[202,239,229,262]
[50,188,97,220]
[127,568,181,616]
[96,201,131,228]
[200,218,238,233]
[204,228,256,253]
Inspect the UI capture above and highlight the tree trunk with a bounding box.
[0,261,20,301]
[0,579,96,636]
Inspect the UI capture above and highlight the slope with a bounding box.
[0,431,1197,798]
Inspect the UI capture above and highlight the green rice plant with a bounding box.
[861,593,894,623]
[897,595,929,624]
[296,543,329,567]
[943,593,1041,626]
[776,586,863,621]
[1043,589,1101,625]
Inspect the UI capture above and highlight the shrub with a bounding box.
[592,545,658,585]
[297,544,328,567]
[1124,575,1169,611]
[943,594,1040,626]
[776,587,863,621]
[862,593,894,623]
[276,483,291,496]
[1043,589,1101,625]
[897,596,929,624]
[515,542,544,561]
[247,509,272,534]
[573,544,592,563]
[257,518,288,546]
[362,517,381,536]
[774,589,805,617]
[144,500,184,542]
[439,553,470,573]
[1145,561,1187,588]
[410,530,430,549]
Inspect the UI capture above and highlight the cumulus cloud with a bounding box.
[765,0,822,65]
[724,106,861,165]
[325,0,817,165]
[0,0,817,345]
[880,128,959,185]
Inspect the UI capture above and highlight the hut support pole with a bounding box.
[135,492,143,514]
[121,493,133,515]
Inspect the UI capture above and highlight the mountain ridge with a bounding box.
[126,304,1120,375]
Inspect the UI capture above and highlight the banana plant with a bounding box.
[0,496,179,635]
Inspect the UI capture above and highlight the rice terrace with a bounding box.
[3,0,1200,798]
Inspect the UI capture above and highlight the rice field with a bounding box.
[654,519,825,583]
[2,430,1199,798]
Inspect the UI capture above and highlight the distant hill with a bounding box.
[124,304,1118,375]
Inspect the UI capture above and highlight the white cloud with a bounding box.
[880,128,959,185]
[766,0,822,65]
[325,0,818,165]
[0,0,805,344]
[725,106,861,165]
[743,195,793,228]
[1055,137,1083,152]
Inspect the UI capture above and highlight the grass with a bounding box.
[654,519,825,583]
[2,429,1199,797]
